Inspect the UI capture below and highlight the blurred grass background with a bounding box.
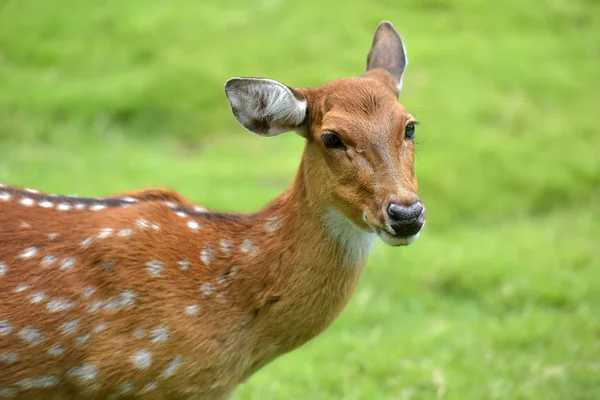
[1,0,599,398]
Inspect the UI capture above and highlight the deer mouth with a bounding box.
[377,229,422,246]
[363,212,424,247]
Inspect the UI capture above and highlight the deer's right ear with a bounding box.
[224,78,307,137]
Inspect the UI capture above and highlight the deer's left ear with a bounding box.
[224,78,307,137]
[365,21,408,97]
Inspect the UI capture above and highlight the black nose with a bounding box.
[387,201,425,237]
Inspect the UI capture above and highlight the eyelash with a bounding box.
[321,133,346,150]
[405,122,416,140]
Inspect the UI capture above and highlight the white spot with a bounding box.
[41,255,56,267]
[20,222,31,228]
[30,292,47,304]
[146,260,163,276]
[68,362,98,382]
[17,375,59,389]
[48,344,65,356]
[81,286,96,298]
[74,203,86,210]
[90,204,106,211]
[75,334,91,347]
[18,327,44,344]
[118,228,133,237]
[88,300,103,313]
[240,238,252,253]
[39,200,53,208]
[60,257,76,270]
[175,211,186,218]
[240,238,258,257]
[80,237,93,249]
[57,203,72,211]
[14,284,29,293]
[265,216,282,232]
[131,349,152,370]
[98,227,113,238]
[194,205,206,213]
[122,197,138,203]
[0,353,18,364]
[60,320,79,336]
[152,223,161,231]
[136,219,150,229]
[103,299,120,311]
[47,298,74,312]
[20,247,38,259]
[200,245,213,265]
[185,304,199,315]
[94,322,108,334]
[0,321,12,336]
[177,260,190,270]
[163,201,177,208]
[200,283,213,296]
[47,233,59,240]
[103,290,136,312]
[0,262,6,276]
[161,355,183,378]
[122,290,136,307]
[219,239,232,254]
[25,188,38,193]
[133,327,146,338]
[0,388,16,398]
[187,220,200,231]
[150,326,169,344]
[20,198,34,207]
[217,274,228,285]
[0,192,11,202]
[141,381,157,393]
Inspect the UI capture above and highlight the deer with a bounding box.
[0,21,425,399]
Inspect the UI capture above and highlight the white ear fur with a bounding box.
[224,78,307,136]
[396,39,408,94]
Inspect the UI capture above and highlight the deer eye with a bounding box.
[405,123,416,140]
[321,133,346,150]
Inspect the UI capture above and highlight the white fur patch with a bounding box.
[379,230,420,246]
[225,77,306,136]
[397,38,408,94]
[324,209,377,265]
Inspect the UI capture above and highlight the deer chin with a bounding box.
[363,212,424,247]
[377,230,420,247]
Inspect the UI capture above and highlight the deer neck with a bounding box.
[268,155,377,264]
[284,160,377,267]
[244,158,377,355]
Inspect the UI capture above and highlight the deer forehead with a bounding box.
[311,79,410,139]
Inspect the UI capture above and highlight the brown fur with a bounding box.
[0,21,424,399]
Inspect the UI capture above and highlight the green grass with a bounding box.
[1,0,599,398]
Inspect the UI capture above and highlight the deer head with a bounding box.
[225,21,425,248]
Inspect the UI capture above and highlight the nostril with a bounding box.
[411,202,424,218]
[387,203,404,218]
